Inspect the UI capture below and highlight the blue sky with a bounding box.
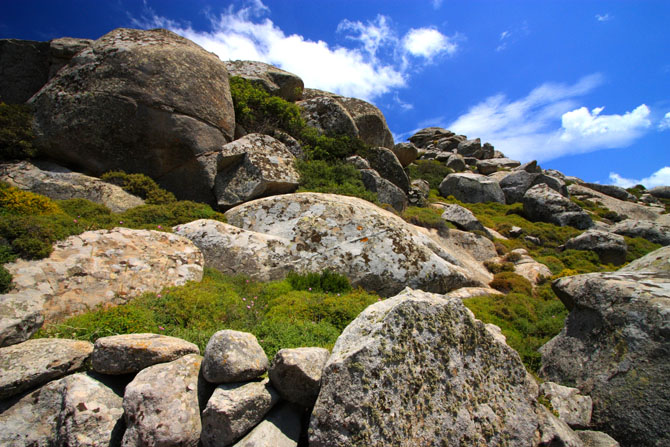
[3,0,669,187]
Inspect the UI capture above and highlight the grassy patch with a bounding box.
[407,160,453,190]
[35,268,380,359]
[401,206,450,231]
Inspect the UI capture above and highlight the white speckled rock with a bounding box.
[122,354,204,447]
[0,373,124,447]
[0,338,93,400]
[269,347,330,407]
[540,382,592,428]
[201,378,280,447]
[0,227,204,346]
[202,330,268,384]
[225,193,482,297]
[92,333,200,375]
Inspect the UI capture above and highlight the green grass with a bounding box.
[35,268,380,359]
[407,160,454,190]
[401,206,451,231]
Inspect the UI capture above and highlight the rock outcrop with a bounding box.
[439,173,506,204]
[0,160,144,212]
[564,230,628,265]
[224,60,304,101]
[269,347,330,408]
[524,184,593,229]
[0,39,50,104]
[569,184,664,223]
[310,288,547,446]
[611,219,670,246]
[30,28,236,204]
[0,228,204,346]
[540,246,670,446]
[224,193,482,296]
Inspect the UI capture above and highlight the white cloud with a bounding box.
[132,2,457,102]
[495,22,529,52]
[609,167,670,188]
[432,0,444,9]
[596,13,613,22]
[443,74,652,162]
[403,28,456,58]
[659,112,670,131]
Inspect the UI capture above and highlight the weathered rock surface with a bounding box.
[408,127,457,149]
[569,184,663,222]
[564,230,628,265]
[201,378,280,447]
[535,405,586,447]
[337,96,394,148]
[648,185,670,199]
[122,354,205,447]
[499,170,568,204]
[0,160,145,212]
[360,168,408,212]
[203,330,268,384]
[47,37,94,78]
[0,373,124,447]
[232,403,302,447]
[439,173,506,204]
[224,60,304,101]
[0,338,93,399]
[225,193,482,296]
[611,219,670,246]
[364,146,410,192]
[457,137,494,159]
[345,155,371,170]
[524,184,593,229]
[508,249,553,284]
[0,291,44,348]
[309,288,543,446]
[477,157,520,175]
[582,183,636,202]
[444,286,504,299]
[92,333,200,375]
[391,142,418,167]
[211,133,300,209]
[269,347,330,407]
[298,95,358,138]
[0,228,203,345]
[540,381,593,428]
[515,160,542,173]
[439,203,488,233]
[30,28,235,203]
[539,246,670,446]
[0,39,50,103]
[446,153,467,171]
[576,431,620,447]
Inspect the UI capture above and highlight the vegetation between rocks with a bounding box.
[0,102,37,161]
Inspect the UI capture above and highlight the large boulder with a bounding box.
[582,183,636,202]
[648,185,670,199]
[309,288,546,446]
[122,354,206,447]
[539,246,670,446]
[0,373,124,447]
[476,157,520,175]
[30,28,236,203]
[456,138,494,159]
[0,160,144,213]
[439,203,488,233]
[0,338,93,399]
[391,142,418,167]
[0,228,204,346]
[0,39,50,103]
[337,96,394,148]
[47,37,93,78]
[499,170,568,204]
[611,219,670,246]
[209,133,300,209]
[523,184,593,229]
[564,230,628,265]
[231,403,303,447]
[297,96,358,138]
[224,193,482,296]
[91,333,200,375]
[408,127,456,149]
[439,173,506,204]
[363,146,410,192]
[202,330,268,384]
[224,60,304,101]
[359,169,408,212]
[569,184,664,222]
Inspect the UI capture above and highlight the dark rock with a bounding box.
[269,347,330,408]
[582,183,636,202]
[391,142,418,167]
[456,138,481,157]
[515,160,542,173]
[224,60,304,101]
[445,153,467,172]
[298,96,358,138]
[364,146,410,192]
[338,96,394,148]
[523,184,593,229]
[48,37,93,79]
[648,186,670,199]
[30,28,235,204]
[0,39,50,103]
[564,230,628,265]
[439,173,505,204]
[360,169,408,212]
[345,155,371,170]
[408,127,455,148]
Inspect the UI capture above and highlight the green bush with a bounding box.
[286,269,352,293]
[0,182,61,215]
[101,171,176,205]
[483,260,515,274]
[299,127,368,161]
[407,160,453,190]
[401,206,449,232]
[0,103,37,161]
[0,265,12,293]
[625,236,661,262]
[296,159,377,202]
[489,272,533,295]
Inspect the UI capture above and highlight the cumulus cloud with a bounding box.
[609,167,670,188]
[596,13,613,22]
[132,1,457,101]
[443,74,652,162]
[659,112,670,131]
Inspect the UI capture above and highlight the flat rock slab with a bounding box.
[92,333,200,375]
[569,184,663,222]
[122,354,205,447]
[0,373,124,447]
[1,227,204,345]
[201,378,280,447]
[0,338,93,399]
[611,219,670,246]
[269,347,330,407]
[225,193,481,297]
[309,288,542,446]
[0,160,144,213]
[202,330,268,384]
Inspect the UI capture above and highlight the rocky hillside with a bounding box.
[1,27,669,446]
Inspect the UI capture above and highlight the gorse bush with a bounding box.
[36,268,380,359]
[0,103,37,161]
[100,171,176,205]
[0,182,60,215]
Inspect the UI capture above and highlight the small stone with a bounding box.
[202,330,268,383]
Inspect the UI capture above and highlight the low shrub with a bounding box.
[625,236,661,262]
[489,272,533,295]
[0,182,60,215]
[296,159,377,202]
[286,269,352,294]
[0,265,12,293]
[407,160,453,190]
[0,103,37,161]
[401,206,449,231]
[483,260,515,274]
[100,171,176,205]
